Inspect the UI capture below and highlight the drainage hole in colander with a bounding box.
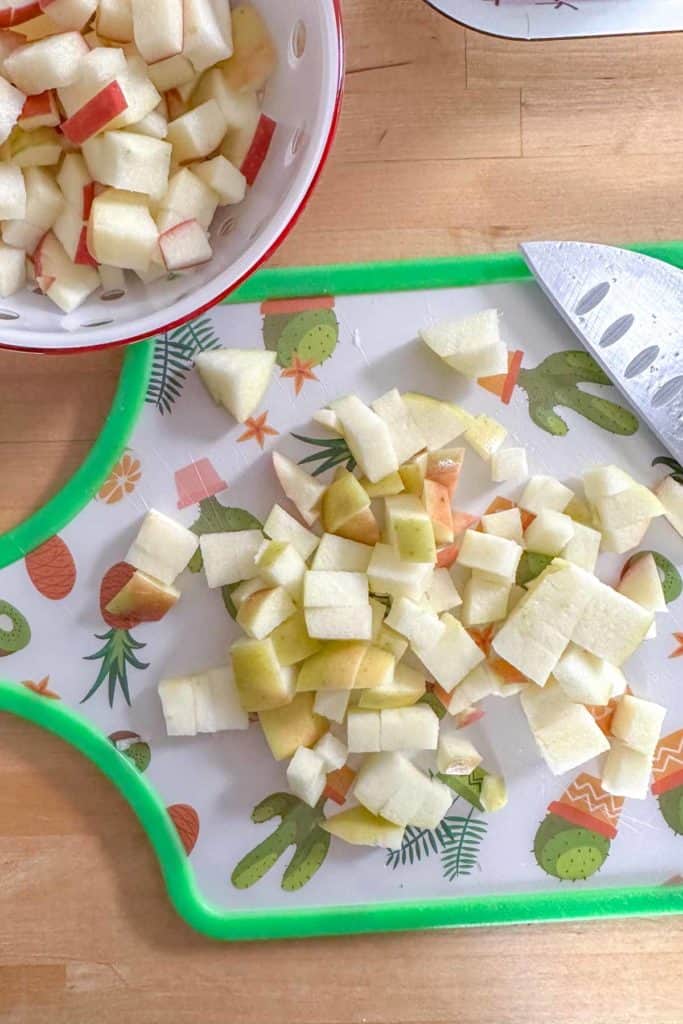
[285,125,306,165]
[100,288,125,301]
[290,19,306,62]
[81,318,114,328]
[217,215,236,237]
[0,308,19,320]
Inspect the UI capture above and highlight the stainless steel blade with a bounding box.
[520,240,683,463]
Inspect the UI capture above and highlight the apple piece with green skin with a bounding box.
[199,529,262,588]
[311,534,372,572]
[523,509,575,557]
[322,806,405,850]
[358,661,425,710]
[394,516,437,564]
[371,388,426,464]
[359,471,405,498]
[521,682,610,775]
[296,641,370,692]
[481,508,523,544]
[437,729,482,775]
[231,576,268,610]
[480,773,508,812]
[520,475,574,514]
[596,485,663,532]
[610,694,666,757]
[367,543,433,601]
[126,508,199,586]
[464,414,508,462]
[461,572,510,627]
[375,624,409,662]
[491,446,528,484]
[259,692,328,761]
[235,585,296,640]
[617,552,667,613]
[270,610,321,666]
[399,459,427,496]
[385,595,445,651]
[401,392,468,451]
[425,447,464,499]
[219,3,277,93]
[321,470,370,532]
[422,479,454,544]
[561,521,601,572]
[420,309,508,379]
[286,746,327,807]
[255,539,306,599]
[303,571,369,609]
[195,347,275,423]
[313,688,350,724]
[272,451,325,527]
[457,529,522,582]
[655,475,683,537]
[552,643,616,706]
[413,612,484,693]
[384,494,425,542]
[380,705,439,752]
[425,567,461,613]
[264,504,319,561]
[441,662,515,716]
[230,636,295,712]
[105,568,179,622]
[602,740,652,799]
[354,645,395,691]
[329,395,399,484]
[304,605,373,642]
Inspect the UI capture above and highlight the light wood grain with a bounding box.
[3,3,683,1021]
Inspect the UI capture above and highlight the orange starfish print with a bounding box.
[670,632,683,658]
[237,411,279,449]
[281,355,319,396]
[22,676,60,700]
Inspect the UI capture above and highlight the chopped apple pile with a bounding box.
[0,1,277,309]
[132,366,680,852]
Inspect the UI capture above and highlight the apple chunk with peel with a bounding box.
[0,76,26,145]
[414,612,484,692]
[5,31,89,92]
[437,730,482,775]
[259,692,327,762]
[19,89,60,130]
[420,309,508,379]
[617,553,667,613]
[402,392,467,451]
[371,388,426,465]
[87,189,159,272]
[167,99,227,163]
[221,108,275,186]
[358,662,425,710]
[8,126,62,168]
[296,641,369,692]
[105,569,179,621]
[0,1,42,28]
[61,81,129,145]
[132,0,183,64]
[353,751,453,829]
[32,230,99,311]
[0,241,25,296]
[422,479,453,545]
[159,218,212,270]
[264,504,319,561]
[655,475,683,537]
[125,509,199,585]
[57,153,93,219]
[52,203,96,267]
[230,636,295,712]
[457,529,522,582]
[270,610,321,667]
[195,347,275,423]
[235,585,296,641]
[330,395,399,484]
[198,529,262,588]
[272,452,325,527]
[322,806,405,851]
[256,540,306,598]
[219,3,277,94]
[192,155,246,205]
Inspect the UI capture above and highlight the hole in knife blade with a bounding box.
[575,281,610,316]
[624,345,659,379]
[599,314,635,348]
[652,375,683,408]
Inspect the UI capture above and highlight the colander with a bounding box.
[0,0,344,353]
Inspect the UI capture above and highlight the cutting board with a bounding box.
[1,250,683,941]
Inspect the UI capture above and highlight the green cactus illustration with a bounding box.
[263,308,339,369]
[517,351,639,437]
[231,792,330,892]
[534,813,610,881]
[657,787,683,835]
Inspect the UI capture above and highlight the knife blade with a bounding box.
[519,240,683,463]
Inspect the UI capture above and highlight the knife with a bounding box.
[519,240,683,464]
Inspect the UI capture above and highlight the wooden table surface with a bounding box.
[3,3,683,1021]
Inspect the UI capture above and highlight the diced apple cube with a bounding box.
[655,475,683,538]
[385,595,445,651]
[263,504,318,562]
[414,612,484,692]
[371,388,426,465]
[380,705,439,752]
[40,0,97,30]
[481,507,523,544]
[256,539,306,598]
[353,751,451,828]
[96,0,134,42]
[347,708,382,753]
[303,570,369,609]
[126,508,199,584]
[147,53,194,92]
[561,521,601,572]
[491,447,528,483]
[167,98,227,163]
[1,218,42,252]
[602,740,652,799]
[220,107,275,186]
[367,543,433,602]
[87,188,158,272]
[425,568,461,614]
[195,347,275,423]
[0,72,24,147]
[270,610,320,667]
[61,81,129,145]
[0,162,25,219]
[357,662,425,710]
[610,694,666,757]
[0,240,25,295]
[183,0,232,72]
[304,606,372,642]
[286,746,327,807]
[32,229,98,310]
[18,88,59,130]
[235,585,296,641]
[457,529,522,582]
[311,534,372,573]
[158,167,218,231]
[158,217,211,270]
[314,732,347,772]
[131,0,182,63]
[158,676,196,735]
[272,451,325,527]
[131,109,168,140]
[617,552,667,613]
[330,394,399,484]
[53,201,95,266]
[220,3,276,93]
[313,688,351,725]
[552,643,616,706]
[524,509,574,557]
[571,579,653,665]
[521,683,609,775]
[461,572,510,626]
[437,729,482,775]
[8,126,62,167]
[192,153,245,205]
[83,131,172,200]
[107,55,161,130]
[199,528,262,588]
[5,31,88,92]
[441,662,506,715]
[57,152,93,219]
[322,806,404,850]
[520,475,574,514]
[231,636,295,712]
[420,309,508,379]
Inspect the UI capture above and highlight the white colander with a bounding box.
[0,0,344,353]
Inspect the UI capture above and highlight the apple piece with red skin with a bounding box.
[0,1,42,28]
[105,568,180,622]
[222,109,276,186]
[61,80,128,144]
[32,228,99,310]
[426,448,465,499]
[19,89,60,130]
[158,217,212,271]
[57,152,94,219]
[422,478,454,545]
[52,202,97,266]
